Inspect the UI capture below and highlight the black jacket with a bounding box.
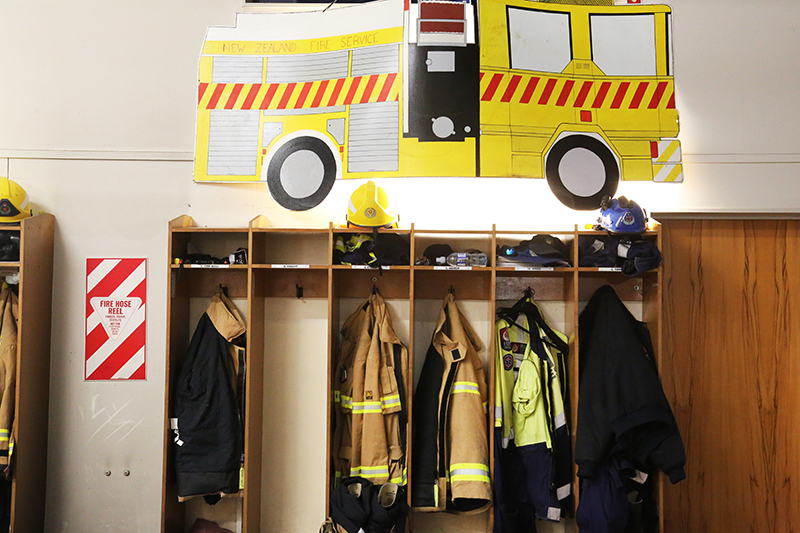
[172,292,246,500]
[576,285,685,484]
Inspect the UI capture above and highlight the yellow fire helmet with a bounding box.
[0,177,32,223]
[347,181,396,229]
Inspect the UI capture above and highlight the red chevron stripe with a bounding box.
[224,84,244,110]
[648,81,667,109]
[538,78,557,105]
[207,84,226,109]
[294,82,313,109]
[556,79,574,106]
[311,80,329,108]
[574,80,593,108]
[242,84,262,110]
[520,77,540,104]
[344,76,362,105]
[259,84,279,109]
[198,83,209,104]
[666,91,675,109]
[360,75,378,103]
[377,73,397,102]
[501,75,522,103]
[629,81,649,109]
[592,81,612,108]
[611,82,630,109]
[482,73,503,101]
[278,82,296,109]
[328,78,346,106]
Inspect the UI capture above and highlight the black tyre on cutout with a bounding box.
[545,134,619,211]
[266,136,337,211]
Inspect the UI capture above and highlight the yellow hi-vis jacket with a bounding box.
[0,287,18,479]
[411,293,492,513]
[332,292,408,486]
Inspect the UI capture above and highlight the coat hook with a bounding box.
[448,285,455,295]
[524,286,534,299]
[219,283,228,297]
[296,284,303,299]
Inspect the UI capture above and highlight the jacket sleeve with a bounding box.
[410,343,444,509]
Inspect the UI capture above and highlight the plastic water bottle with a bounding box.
[446,252,487,267]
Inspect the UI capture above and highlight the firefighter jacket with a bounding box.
[332,292,409,487]
[411,293,492,513]
[172,292,246,502]
[0,287,18,479]
[494,308,572,522]
[576,285,686,483]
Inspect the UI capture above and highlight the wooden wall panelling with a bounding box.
[661,219,800,533]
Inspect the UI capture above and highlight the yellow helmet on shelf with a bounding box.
[0,178,32,223]
[347,181,396,229]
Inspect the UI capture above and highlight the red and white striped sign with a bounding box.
[85,258,147,380]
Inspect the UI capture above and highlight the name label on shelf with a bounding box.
[434,266,472,271]
[350,265,389,270]
[598,267,622,272]
[273,264,309,269]
[192,264,229,269]
[514,266,554,271]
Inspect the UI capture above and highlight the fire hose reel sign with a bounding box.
[85,258,147,381]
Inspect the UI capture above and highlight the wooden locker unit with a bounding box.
[0,213,55,532]
[161,216,256,532]
[160,217,665,533]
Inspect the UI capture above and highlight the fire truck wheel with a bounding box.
[545,134,619,211]
[266,136,337,211]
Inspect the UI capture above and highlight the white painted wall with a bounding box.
[1,0,799,531]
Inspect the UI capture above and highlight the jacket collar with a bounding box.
[432,293,483,363]
[206,292,246,342]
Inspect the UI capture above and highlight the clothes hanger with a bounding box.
[497,288,569,355]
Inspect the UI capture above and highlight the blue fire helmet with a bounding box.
[597,196,647,234]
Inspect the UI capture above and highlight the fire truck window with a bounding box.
[212,56,264,84]
[590,14,657,76]
[508,8,571,74]
[265,50,349,84]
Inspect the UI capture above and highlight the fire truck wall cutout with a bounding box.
[194,0,682,211]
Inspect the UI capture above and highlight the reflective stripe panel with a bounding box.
[554,411,567,429]
[0,429,8,442]
[338,393,354,412]
[480,72,676,110]
[389,466,408,486]
[199,73,401,111]
[449,463,490,483]
[450,381,480,395]
[653,162,683,183]
[381,394,401,409]
[352,401,382,413]
[654,139,682,164]
[351,465,390,479]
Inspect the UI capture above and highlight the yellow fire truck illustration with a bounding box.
[194,0,682,210]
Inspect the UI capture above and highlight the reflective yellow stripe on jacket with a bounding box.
[449,463,491,483]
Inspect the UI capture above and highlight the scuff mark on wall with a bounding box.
[79,395,145,446]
